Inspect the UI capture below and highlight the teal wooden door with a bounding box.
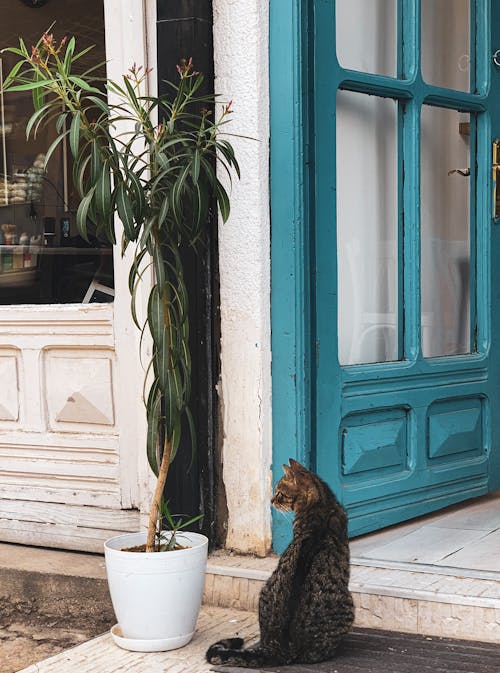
[271,0,500,550]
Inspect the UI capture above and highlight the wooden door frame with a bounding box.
[270,0,313,553]
[104,0,156,516]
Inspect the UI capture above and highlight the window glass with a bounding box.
[421,0,471,92]
[337,90,399,365]
[0,0,112,305]
[421,106,471,357]
[336,0,397,78]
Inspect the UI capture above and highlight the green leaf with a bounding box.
[1,59,25,90]
[18,37,29,57]
[123,74,140,109]
[32,72,45,112]
[6,79,56,92]
[43,130,70,169]
[72,44,96,63]
[68,75,101,94]
[168,411,182,462]
[171,165,189,225]
[25,102,53,139]
[74,152,91,197]
[147,284,168,354]
[90,139,101,184]
[87,95,110,116]
[127,170,146,221]
[146,383,161,475]
[158,196,169,228]
[69,113,81,158]
[116,181,136,241]
[95,161,111,217]
[63,36,76,75]
[55,111,69,134]
[219,140,241,179]
[191,150,200,184]
[215,179,231,222]
[103,212,116,245]
[76,185,96,241]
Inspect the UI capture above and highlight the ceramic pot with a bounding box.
[104,530,208,652]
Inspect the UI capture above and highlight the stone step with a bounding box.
[205,553,500,644]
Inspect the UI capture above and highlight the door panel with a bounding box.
[313,0,499,536]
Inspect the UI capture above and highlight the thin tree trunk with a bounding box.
[146,437,172,551]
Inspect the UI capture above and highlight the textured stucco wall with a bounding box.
[213,1,272,555]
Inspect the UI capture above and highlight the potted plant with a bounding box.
[2,34,238,651]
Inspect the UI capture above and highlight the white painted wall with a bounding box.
[213,1,272,555]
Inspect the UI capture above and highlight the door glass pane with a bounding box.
[421,106,471,357]
[337,90,398,365]
[336,0,397,78]
[421,0,471,92]
[0,0,113,305]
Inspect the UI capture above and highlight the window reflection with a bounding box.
[0,0,112,305]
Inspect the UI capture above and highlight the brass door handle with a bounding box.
[493,140,500,218]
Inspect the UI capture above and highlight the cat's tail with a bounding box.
[206,638,281,668]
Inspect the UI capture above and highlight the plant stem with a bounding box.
[146,436,172,552]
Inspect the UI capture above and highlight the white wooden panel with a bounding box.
[43,349,116,432]
[0,349,19,422]
[0,431,121,507]
[0,305,115,348]
[0,499,140,552]
[0,305,131,544]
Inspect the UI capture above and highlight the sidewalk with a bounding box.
[17,605,258,673]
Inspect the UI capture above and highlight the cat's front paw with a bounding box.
[206,638,244,663]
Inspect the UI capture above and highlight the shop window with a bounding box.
[0,0,113,305]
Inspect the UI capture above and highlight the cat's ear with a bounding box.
[282,463,292,477]
[289,458,305,472]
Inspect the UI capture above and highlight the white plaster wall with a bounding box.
[213,1,272,555]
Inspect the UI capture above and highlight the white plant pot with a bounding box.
[104,530,208,652]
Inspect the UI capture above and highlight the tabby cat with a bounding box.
[206,459,354,668]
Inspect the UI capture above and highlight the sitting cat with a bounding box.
[206,458,354,668]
